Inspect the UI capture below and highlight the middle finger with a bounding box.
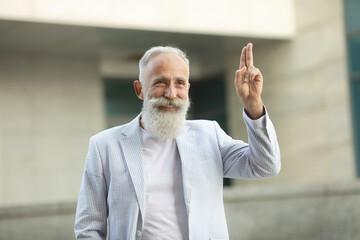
[246,43,254,67]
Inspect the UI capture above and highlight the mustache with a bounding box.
[146,97,189,108]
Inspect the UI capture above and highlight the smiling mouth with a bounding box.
[159,106,177,111]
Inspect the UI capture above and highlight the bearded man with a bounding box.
[74,44,281,240]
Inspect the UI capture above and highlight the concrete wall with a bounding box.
[225,0,356,185]
[1,181,359,240]
[0,53,105,207]
[224,181,360,240]
[0,202,76,240]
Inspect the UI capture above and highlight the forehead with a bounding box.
[144,53,189,78]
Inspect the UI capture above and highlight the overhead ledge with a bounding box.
[0,0,295,39]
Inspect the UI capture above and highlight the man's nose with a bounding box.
[164,84,177,99]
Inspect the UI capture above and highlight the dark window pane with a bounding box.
[345,0,360,32]
[348,36,360,75]
[105,79,142,116]
[351,80,360,176]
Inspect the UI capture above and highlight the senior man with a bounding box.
[74,43,281,240]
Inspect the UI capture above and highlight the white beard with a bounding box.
[141,96,190,139]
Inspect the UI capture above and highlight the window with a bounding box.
[104,79,142,128]
[345,0,360,176]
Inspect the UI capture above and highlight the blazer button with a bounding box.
[136,230,142,237]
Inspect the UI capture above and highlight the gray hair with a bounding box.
[139,46,190,82]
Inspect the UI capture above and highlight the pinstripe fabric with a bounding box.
[75,109,281,240]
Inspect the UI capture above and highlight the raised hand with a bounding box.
[234,43,264,119]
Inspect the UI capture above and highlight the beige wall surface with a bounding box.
[226,0,355,186]
[0,54,105,207]
[0,0,356,210]
[0,0,294,39]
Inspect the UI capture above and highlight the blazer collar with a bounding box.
[119,114,146,222]
[176,123,195,216]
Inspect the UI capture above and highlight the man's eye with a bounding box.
[155,81,166,85]
[177,80,185,85]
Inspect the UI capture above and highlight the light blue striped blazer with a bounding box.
[74,110,281,240]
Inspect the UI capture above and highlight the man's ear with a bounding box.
[133,80,144,100]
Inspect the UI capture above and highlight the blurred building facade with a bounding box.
[0,0,359,239]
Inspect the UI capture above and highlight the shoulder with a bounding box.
[186,119,214,126]
[186,119,219,132]
[91,115,140,144]
[90,121,132,145]
[93,125,122,139]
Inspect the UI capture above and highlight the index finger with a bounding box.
[239,46,246,69]
[246,43,254,67]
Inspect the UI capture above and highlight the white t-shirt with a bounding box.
[141,128,188,240]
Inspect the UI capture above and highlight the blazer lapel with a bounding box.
[176,124,196,216]
[119,115,146,222]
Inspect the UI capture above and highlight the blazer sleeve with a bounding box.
[74,137,108,240]
[215,108,281,179]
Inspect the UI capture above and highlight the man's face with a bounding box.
[141,52,190,107]
[135,52,191,139]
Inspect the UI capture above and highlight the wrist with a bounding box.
[244,101,264,119]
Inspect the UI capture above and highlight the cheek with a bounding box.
[149,88,164,98]
[178,89,189,99]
